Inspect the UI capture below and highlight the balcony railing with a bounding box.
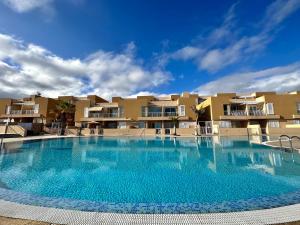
[7,110,38,115]
[141,112,178,117]
[248,110,266,116]
[89,112,124,118]
[226,110,266,116]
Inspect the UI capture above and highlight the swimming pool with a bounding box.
[0,136,300,213]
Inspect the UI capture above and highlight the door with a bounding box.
[205,121,212,135]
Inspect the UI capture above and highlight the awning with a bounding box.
[89,107,103,111]
[14,101,36,106]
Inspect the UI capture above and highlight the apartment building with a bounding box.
[196,91,300,136]
[0,95,58,134]
[75,92,201,132]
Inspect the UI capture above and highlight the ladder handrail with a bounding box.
[278,135,292,150]
[291,136,300,141]
[290,136,300,150]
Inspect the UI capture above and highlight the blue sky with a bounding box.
[0,0,300,99]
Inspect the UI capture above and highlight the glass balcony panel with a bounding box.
[89,112,123,118]
[9,110,36,115]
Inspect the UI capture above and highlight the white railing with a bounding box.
[142,112,178,117]
[248,110,266,116]
[228,110,266,116]
[8,110,37,115]
[164,112,178,117]
[230,110,247,116]
[89,112,123,118]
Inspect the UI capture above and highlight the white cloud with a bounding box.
[126,91,169,98]
[1,0,53,13]
[0,33,171,99]
[194,62,300,95]
[263,0,300,31]
[165,0,300,73]
[172,46,203,61]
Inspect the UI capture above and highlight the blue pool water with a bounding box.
[0,136,300,213]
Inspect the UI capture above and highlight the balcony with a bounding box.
[141,112,178,117]
[138,111,187,121]
[220,110,280,120]
[89,112,124,118]
[229,110,266,116]
[9,110,37,115]
[2,109,40,118]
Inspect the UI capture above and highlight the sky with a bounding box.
[0,0,300,99]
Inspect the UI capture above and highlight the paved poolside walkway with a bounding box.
[0,216,56,225]
[1,199,300,225]
[1,216,300,225]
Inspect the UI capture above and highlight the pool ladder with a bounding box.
[279,135,300,150]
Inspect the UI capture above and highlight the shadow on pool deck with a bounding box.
[0,216,58,225]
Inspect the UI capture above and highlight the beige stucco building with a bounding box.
[1,91,300,137]
[75,92,201,133]
[196,91,300,136]
[0,95,59,135]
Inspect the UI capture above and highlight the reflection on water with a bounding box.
[0,136,300,204]
[2,136,299,176]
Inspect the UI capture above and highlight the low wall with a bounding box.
[77,128,192,137]
[66,128,79,135]
[103,128,156,136]
[286,124,300,128]
[0,125,26,137]
[267,128,300,136]
[103,128,141,136]
[176,128,195,136]
[218,128,249,136]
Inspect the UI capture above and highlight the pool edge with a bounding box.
[1,199,300,225]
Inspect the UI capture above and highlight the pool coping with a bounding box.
[263,140,300,151]
[1,135,300,224]
[3,133,237,143]
[0,199,300,225]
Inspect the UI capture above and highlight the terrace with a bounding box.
[1,102,40,118]
[220,102,280,120]
[82,104,127,122]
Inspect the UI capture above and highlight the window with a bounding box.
[223,104,229,115]
[148,107,162,117]
[294,120,300,124]
[84,107,89,118]
[141,106,147,117]
[268,120,280,128]
[297,103,300,114]
[179,122,195,128]
[118,122,127,129]
[154,122,162,128]
[248,105,257,116]
[220,121,232,128]
[33,104,39,114]
[265,103,274,115]
[164,107,176,116]
[178,105,185,116]
[6,106,11,115]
